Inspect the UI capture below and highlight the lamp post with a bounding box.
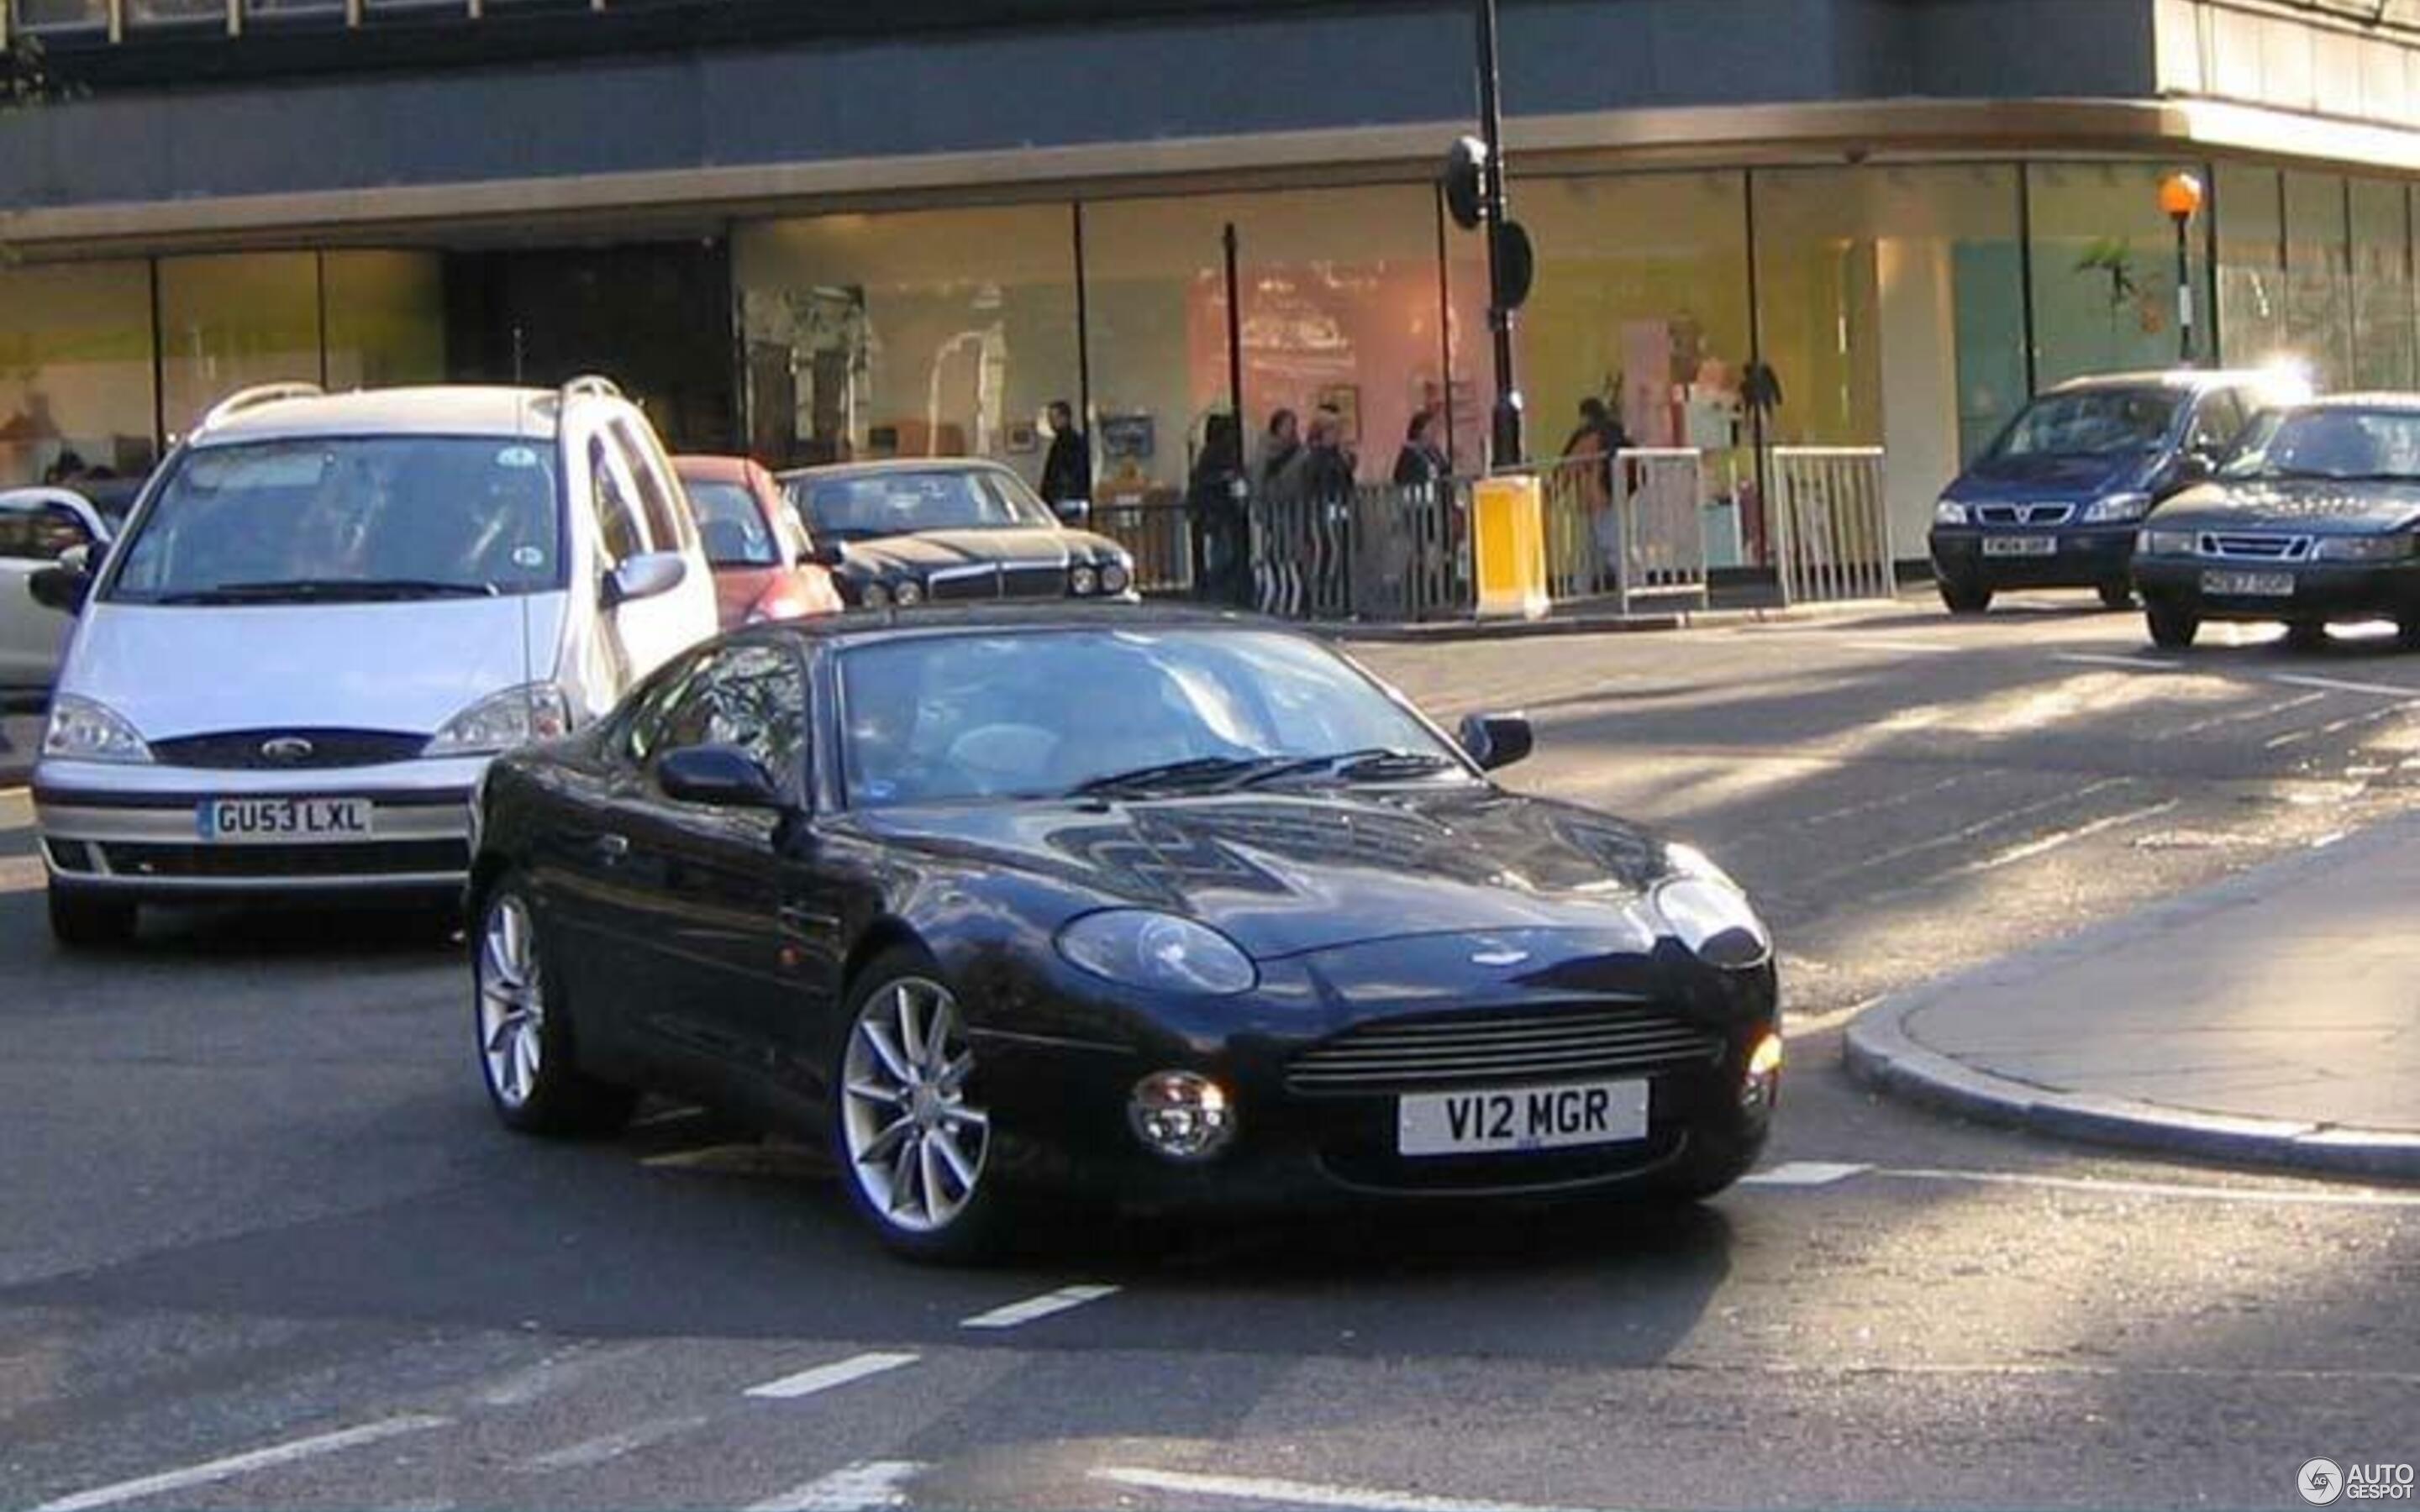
[2160,171,2206,367]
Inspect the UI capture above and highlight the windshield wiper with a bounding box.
[1232,748,1461,789]
[1071,755,1285,797]
[153,578,502,605]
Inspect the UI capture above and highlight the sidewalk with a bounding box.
[0,711,38,787]
[1847,816,2420,1179]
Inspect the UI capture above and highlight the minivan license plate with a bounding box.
[1982,535,2057,558]
[2201,570,2296,598]
[198,797,373,843]
[1398,1079,1649,1158]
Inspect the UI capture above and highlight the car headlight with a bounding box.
[891,578,925,608]
[1933,499,1969,526]
[2138,528,2196,557]
[1070,564,1099,596]
[2313,533,2419,563]
[1649,845,1770,969]
[41,694,152,764]
[424,682,572,758]
[2082,491,2152,524]
[1100,559,1132,596]
[859,581,892,609]
[1057,910,1258,996]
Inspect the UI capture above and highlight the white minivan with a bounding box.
[29,378,720,947]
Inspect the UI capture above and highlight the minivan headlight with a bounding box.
[2082,491,2152,524]
[1057,910,1258,996]
[41,695,152,764]
[424,682,572,758]
[1933,499,1969,526]
[2312,533,2419,563]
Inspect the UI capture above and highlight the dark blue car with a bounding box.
[1928,370,2307,615]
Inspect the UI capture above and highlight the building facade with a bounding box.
[8,0,2420,563]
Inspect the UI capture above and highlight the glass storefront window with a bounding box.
[2030,161,2199,387]
[322,250,446,391]
[124,0,224,26]
[1083,185,1450,503]
[734,207,1081,488]
[1754,165,2024,559]
[10,0,108,29]
[2214,162,2289,370]
[2284,170,2354,387]
[157,252,323,440]
[0,260,158,488]
[2349,178,2415,391]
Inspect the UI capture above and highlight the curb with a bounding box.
[1329,596,1915,644]
[1844,817,2420,1183]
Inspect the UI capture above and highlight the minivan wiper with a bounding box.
[153,578,502,605]
[1233,748,1461,788]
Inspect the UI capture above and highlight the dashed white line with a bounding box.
[744,1351,921,1401]
[1843,638,1958,655]
[31,1414,450,1512]
[1953,799,2181,874]
[2053,652,2182,670]
[1093,1466,1605,1512]
[1738,1161,1872,1188]
[2267,672,2420,700]
[744,1459,929,1512]
[960,1283,1121,1330]
[518,1414,710,1473]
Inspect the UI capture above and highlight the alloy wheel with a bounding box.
[840,976,990,1234]
[476,893,546,1110]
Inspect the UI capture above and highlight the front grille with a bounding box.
[2201,532,2312,562]
[150,729,429,770]
[1286,1005,1723,1096]
[99,839,468,879]
[1001,563,1072,599]
[1977,504,2074,527]
[924,566,1001,602]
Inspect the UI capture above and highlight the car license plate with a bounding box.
[1397,1079,1649,1158]
[197,797,373,843]
[2201,570,2296,598]
[1981,535,2057,558]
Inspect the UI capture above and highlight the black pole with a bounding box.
[1476,0,1522,466]
[1223,223,1244,449]
[2172,212,2195,365]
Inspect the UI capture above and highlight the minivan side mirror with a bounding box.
[29,550,93,616]
[1459,712,1534,772]
[602,550,688,609]
[656,743,786,810]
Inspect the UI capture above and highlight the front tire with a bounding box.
[833,948,1010,1264]
[1938,578,1992,615]
[48,885,136,951]
[473,882,637,1137]
[2098,581,2135,610]
[2145,599,2201,649]
[2284,621,2329,653]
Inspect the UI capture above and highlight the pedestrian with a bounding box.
[41,448,87,487]
[1039,401,1092,513]
[1302,407,1357,502]
[1562,396,1628,460]
[1392,408,1448,488]
[1255,408,1302,497]
[1188,412,1248,606]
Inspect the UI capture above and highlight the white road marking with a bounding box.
[2054,652,2182,670]
[960,1283,1121,1330]
[744,1351,921,1401]
[1788,778,2132,891]
[1954,799,2181,874]
[1879,1167,2420,1210]
[744,1459,929,1512]
[518,1414,709,1472]
[31,1414,450,1512]
[1093,1466,1604,1512]
[1781,997,1876,1036]
[1738,1161,1871,1188]
[1843,638,1957,654]
[2268,672,2420,700]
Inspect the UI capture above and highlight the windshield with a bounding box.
[687,480,781,568]
[106,437,562,605]
[838,628,1464,808]
[793,468,1055,542]
[2219,407,2420,482]
[1987,389,2181,459]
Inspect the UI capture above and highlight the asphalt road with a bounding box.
[3,593,2417,1512]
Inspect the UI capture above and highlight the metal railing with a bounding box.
[1535,448,1709,613]
[1247,480,1470,623]
[1770,446,1891,606]
[1090,497,1194,594]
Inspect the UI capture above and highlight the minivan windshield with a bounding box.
[106,437,563,605]
[2219,407,2420,482]
[792,467,1055,543]
[1986,389,2181,460]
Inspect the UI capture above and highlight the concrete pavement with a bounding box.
[0,711,34,786]
[1849,813,2420,1179]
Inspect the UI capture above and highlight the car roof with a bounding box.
[192,385,576,446]
[2287,391,2420,412]
[2044,369,2289,394]
[778,457,1019,484]
[758,603,1282,647]
[672,454,759,484]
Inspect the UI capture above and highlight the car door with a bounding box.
[0,493,101,693]
[583,426,708,695]
[607,638,810,1088]
[613,415,722,657]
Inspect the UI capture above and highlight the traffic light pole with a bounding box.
[1476,0,1523,466]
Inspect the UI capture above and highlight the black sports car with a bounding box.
[778,459,1136,608]
[467,606,1781,1260]
[2133,396,2420,650]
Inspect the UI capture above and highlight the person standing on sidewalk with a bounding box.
[1039,401,1092,515]
[1255,409,1302,500]
[1188,412,1249,607]
[1392,408,1449,490]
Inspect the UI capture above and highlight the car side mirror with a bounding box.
[806,538,848,569]
[29,559,92,616]
[657,743,785,810]
[1052,497,1091,527]
[602,550,688,609]
[1459,712,1534,772]
[2176,450,2216,483]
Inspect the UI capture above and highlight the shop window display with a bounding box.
[0,260,158,488]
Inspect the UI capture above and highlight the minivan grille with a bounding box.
[150,729,429,770]
[1286,1005,1723,1095]
[101,840,468,879]
[1976,504,2073,527]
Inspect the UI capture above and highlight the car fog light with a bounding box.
[1128,1071,1235,1161]
[1101,560,1132,595]
[1071,564,1099,596]
[892,579,926,607]
[1742,1032,1783,1111]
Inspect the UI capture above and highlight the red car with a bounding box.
[674,455,844,631]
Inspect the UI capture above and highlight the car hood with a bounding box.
[2149,479,2420,535]
[60,594,568,741]
[852,785,1676,959]
[1950,451,2149,501]
[839,528,1127,574]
